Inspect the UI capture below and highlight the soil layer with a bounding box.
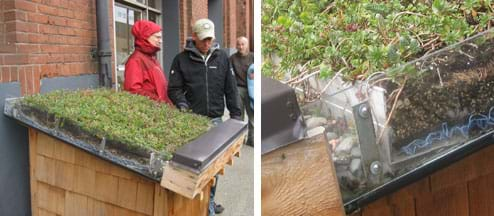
[387,39,494,150]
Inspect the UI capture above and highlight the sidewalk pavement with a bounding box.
[215,144,254,216]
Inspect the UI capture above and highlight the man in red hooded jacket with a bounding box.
[124,20,172,104]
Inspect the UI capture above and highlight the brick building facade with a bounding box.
[0,0,253,215]
[0,0,253,93]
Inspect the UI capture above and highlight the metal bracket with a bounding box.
[97,137,106,154]
[352,101,381,179]
[97,50,112,57]
[261,76,306,155]
[90,48,98,60]
[149,152,165,176]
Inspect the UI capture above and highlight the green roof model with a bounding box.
[20,89,211,160]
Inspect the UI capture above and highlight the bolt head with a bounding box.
[370,161,382,175]
[359,104,370,118]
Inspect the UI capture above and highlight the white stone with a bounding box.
[335,136,355,155]
[305,117,327,129]
[319,101,332,117]
[332,154,351,165]
[270,52,282,66]
[326,132,338,140]
[307,126,325,138]
[350,158,361,173]
[351,147,361,157]
[308,76,321,91]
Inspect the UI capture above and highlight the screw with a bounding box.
[370,161,382,175]
[359,104,369,118]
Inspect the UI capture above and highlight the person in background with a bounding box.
[168,18,241,215]
[124,20,171,104]
[230,36,254,146]
[247,64,254,109]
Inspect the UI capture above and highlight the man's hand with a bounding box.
[177,103,190,112]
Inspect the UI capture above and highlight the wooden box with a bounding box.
[4,98,246,216]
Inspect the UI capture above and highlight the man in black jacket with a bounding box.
[168,18,241,122]
[168,18,241,215]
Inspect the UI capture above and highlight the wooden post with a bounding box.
[261,134,345,216]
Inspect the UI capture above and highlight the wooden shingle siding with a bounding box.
[29,129,210,216]
[352,144,494,216]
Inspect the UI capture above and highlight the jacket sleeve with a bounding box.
[167,55,189,108]
[124,58,160,101]
[224,56,242,119]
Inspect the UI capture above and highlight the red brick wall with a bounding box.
[0,1,5,66]
[0,0,104,95]
[179,0,187,49]
[179,0,208,50]
[190,0,208,27]
[245,0,253,51]
[224,0,237,49]
[236,0,246,39]
[235,0,253,51]
[0,1,5,46]
[0,0,250,95]
[178,0,251,51]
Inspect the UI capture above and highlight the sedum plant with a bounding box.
[262,0,494,82]
[21,89,211,159]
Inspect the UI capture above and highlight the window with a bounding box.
[114,1,162,90]
[148,11,159,23]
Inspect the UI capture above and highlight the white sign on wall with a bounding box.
[115,6,127,24]
[115,6,135,25]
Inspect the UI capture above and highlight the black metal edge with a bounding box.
[170,119,248,173]
[344,130,494,214]
[261,76,307,155]
[4,98,160,181]
[261,133,305,156]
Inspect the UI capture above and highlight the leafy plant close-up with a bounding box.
[21,89,211,159]
[262,0,494,83]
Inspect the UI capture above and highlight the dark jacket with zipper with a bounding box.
[168,41,241,119]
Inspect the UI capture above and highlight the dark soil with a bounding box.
[386,39,494,150]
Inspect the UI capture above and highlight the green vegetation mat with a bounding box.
[263,0,494,80]
[20,89,211,159]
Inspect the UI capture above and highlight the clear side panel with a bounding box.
[302,28,494,204]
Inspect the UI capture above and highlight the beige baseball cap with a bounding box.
[193,19,215,40]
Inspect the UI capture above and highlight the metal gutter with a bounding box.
[96,0,113,87]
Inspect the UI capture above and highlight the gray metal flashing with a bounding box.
[40,74,99,93]
[261,76,306,155]
[171,119,247,173]
[0,82,30,216]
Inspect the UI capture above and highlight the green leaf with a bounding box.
[432,0,447,14]
[319,64,333,79]
[277,16,292,28]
